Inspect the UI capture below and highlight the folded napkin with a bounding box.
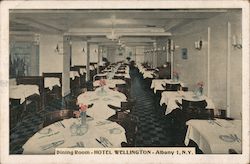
[215,119,236,128]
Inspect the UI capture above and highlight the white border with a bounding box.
[0,1,249,164]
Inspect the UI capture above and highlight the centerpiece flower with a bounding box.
[72,103,88,135]
[173,70,179,81]
[197,81,204,96]
[99,78,107,94]
[99,78,106,87]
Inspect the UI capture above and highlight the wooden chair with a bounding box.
[228,149,238,154]
[107,104,129,123]
[43,109,74,127]
[120,115,139,147]
[182,99,209,120]
[162,83,181,91]
[116,84,129,97]
[94,75,107,81]
[113,75,125,80]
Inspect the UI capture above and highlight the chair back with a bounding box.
[120,115,138,147]
[163,83,181,91]
[113,75,125,80]
[181,99,215,120]
[158,67,171,79]
[94,75,107,81]
[43,109,74,127]
[116,84,128,96]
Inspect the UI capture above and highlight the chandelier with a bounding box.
[106,28,119,40]
[106,16,120,41]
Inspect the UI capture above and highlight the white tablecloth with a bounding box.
[90,65,95,70]
[137,63,156,79]
[160,91,215,115]
[150,79,184,93]
[70,71,80,80]
[143,71,155,79]
[22,118,127,154]
[185,119,242,154]
[93,73,108,81]
[44,77,61,90]
[79,68,86,75]
[77,87,127,119]
[93,79,126,88]
[114,73,131,79]
[9,84,40,104]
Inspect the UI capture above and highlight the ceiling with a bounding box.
[9,9,230,46]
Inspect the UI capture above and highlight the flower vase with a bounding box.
[101,86,104,93]
[173,75,178,82]
[77,112,88,136]
[199,87,203,96]
[176,75,179,82]
[80,111,87,126]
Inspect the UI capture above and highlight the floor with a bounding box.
[10,67,174,154]
[129,68,172,146]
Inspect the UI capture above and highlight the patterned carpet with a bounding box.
[9,68,174,154]
[130,68,172,147]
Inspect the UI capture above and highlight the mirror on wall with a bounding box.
[9,41,39,78]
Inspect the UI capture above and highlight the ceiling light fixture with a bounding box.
[106,16,120,41]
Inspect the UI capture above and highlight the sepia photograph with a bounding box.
[0,0,249,163]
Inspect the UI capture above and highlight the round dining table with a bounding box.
[22,118,127,154]
[93,79,126,88]
[77,86,127,119]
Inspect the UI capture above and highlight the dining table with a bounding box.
[185,118,242,154]
[150,79,184,93]
[114,72,131,79]
[22,118,127,154]
[93,79,126,88]
[160,91,216,115]
[70,71,80,80]
[9,84,40,104]
[77,86,127,119]
[44,77,61,90]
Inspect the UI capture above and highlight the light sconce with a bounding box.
[168,39,175,52]
[194,39,202,50]
[82,47,85,53]
[55,44,60,53]
[232,35,242,49]
[54,41,63,54]
[33,33,40,45]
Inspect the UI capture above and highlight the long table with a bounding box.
[185,119,242,154]
[150,79,184,93]
[23,118,126,154]
[160,91,215,115]
[77,86,127,119]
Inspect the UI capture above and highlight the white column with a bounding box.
[62,36,71,96]
[170,50,174,78]
[207,27,211,97]
[97,45,101,74]
[226,22,231,117]
[86,42,90,81]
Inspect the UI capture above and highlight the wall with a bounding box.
[39,34,72,96]
[39,34,63,74]
[172,10,242,119]
[62,37,71,96]
[106,46,136,63]
[9,35,39,76]
[71,41,87,66]
[89,44,98,63]
[135,46,145,63]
